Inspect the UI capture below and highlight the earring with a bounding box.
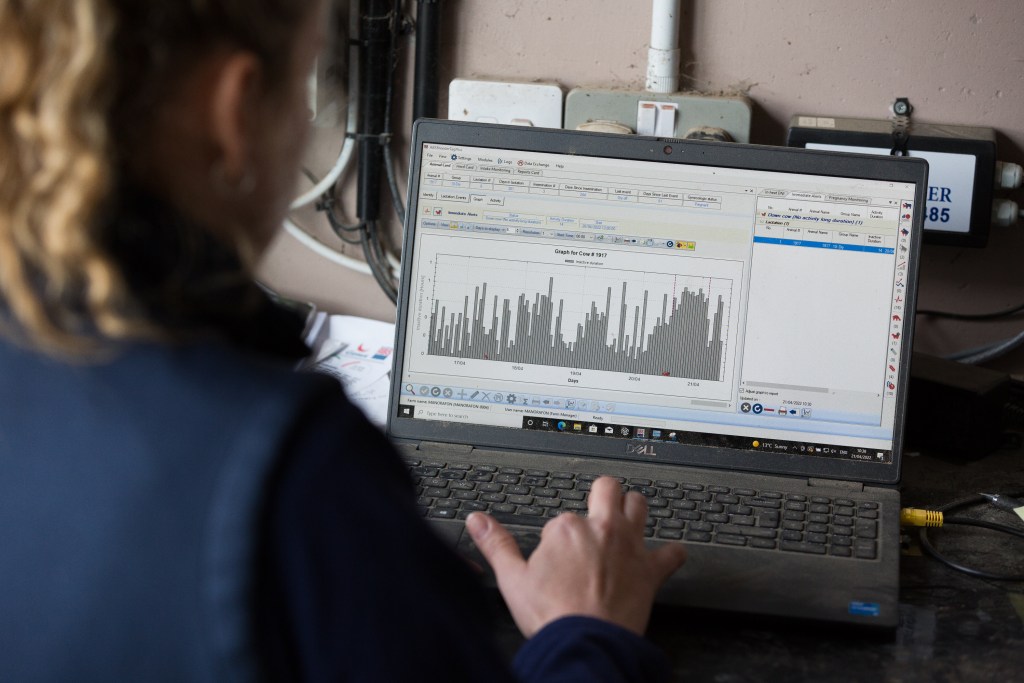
[210,159,256,195]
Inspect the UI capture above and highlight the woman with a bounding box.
[0,1,686,680]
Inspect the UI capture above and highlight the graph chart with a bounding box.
[424,254,733,381]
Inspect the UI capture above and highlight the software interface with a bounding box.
[396,143,916,463]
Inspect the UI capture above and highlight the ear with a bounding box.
[206,51,263,184]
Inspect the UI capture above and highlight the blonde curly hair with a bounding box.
[0,1,121,353]
[0,0,317,355]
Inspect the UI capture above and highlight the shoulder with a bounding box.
[133,339,334,407]
[0,333,331,405]
[122,338,340,428]
[0,336,358,681]
[0,335,350,478]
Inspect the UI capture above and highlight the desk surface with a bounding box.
[488,447,1024,682]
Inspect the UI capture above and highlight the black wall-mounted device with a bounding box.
[787,116,995,247]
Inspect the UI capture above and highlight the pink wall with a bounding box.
[259,0,1024,370]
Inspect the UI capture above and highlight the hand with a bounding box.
[465,476,687,638]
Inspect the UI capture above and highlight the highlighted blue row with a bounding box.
[753,236,894,254]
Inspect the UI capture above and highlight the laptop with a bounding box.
[387,119,927,628]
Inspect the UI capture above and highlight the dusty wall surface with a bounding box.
[258,0,1024,370]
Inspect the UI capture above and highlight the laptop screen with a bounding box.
[389,121,926,484]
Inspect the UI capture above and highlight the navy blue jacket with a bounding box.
[0,189,669,681]
[0,336,325,681]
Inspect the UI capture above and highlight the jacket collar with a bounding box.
[106,184,310,361]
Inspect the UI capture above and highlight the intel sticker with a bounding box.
[849,601,881,617]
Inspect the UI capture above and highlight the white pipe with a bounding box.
[290,126,356,210]
[290,0,362,210]
[282,218,401,277]
[646,0,681,93]
[283,218,373,275]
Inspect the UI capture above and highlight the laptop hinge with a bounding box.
[807,478,864,492]
[417,441,475,455]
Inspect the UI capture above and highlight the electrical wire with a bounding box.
[281,0,377,283]
[367,219,392,277]
[291,132,356,210]
[384,138,406,227]
[288,195,400,287]
[319,193,365,244]
[922,301,1024,364]
[921,300,1024,365]
[284,0,404,295]
[382,0,407,226]
[290,0,362,211]
[351,0,402,302]
[412,0,441,121]
[361,220,398,302]
[946,328,1024,365]
[282,218,373,276]
[918,300,1024,321]
[915,492,1024,581]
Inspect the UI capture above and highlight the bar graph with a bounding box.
[424,255,731,381]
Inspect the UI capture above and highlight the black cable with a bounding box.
[384,142,406,226]
[361,221,398,302]
[412,0,440,122]
[318,194,364,245]
[351,0,402,304]
[382,0,407,226]
[356,0,392,223]
[918,491,1024,581]
[316,187,398,300]
[366,220,397,299]
[957,328,1024,365]
[917,300,1024,321]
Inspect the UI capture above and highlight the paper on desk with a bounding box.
[304,313,395,427]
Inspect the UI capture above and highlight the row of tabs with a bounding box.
[422,175,723,208]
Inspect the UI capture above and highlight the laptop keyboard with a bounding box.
[407,459,880,560]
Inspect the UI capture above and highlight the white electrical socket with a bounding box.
[564,87,752,142]
[448,79,563,127]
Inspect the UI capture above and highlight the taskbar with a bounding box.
[392,405,893,464]
[518,414,893,464]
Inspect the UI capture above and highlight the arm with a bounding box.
[259,388,683,682]
[257,389,519,682]
[513,617,675,683]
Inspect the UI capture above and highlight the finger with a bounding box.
[649,542,688,583]
[541,509,580,541]
[465,512,527,582]
[586,476,623,522]
[622,490,649,530]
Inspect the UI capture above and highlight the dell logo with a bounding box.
[626,444,657,457]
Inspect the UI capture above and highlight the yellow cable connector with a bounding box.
[900,508,944,527]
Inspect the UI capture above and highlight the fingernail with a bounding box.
[465,512,490,538]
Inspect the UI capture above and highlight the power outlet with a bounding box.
[448,79,563,128]
[564,87,752,142]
